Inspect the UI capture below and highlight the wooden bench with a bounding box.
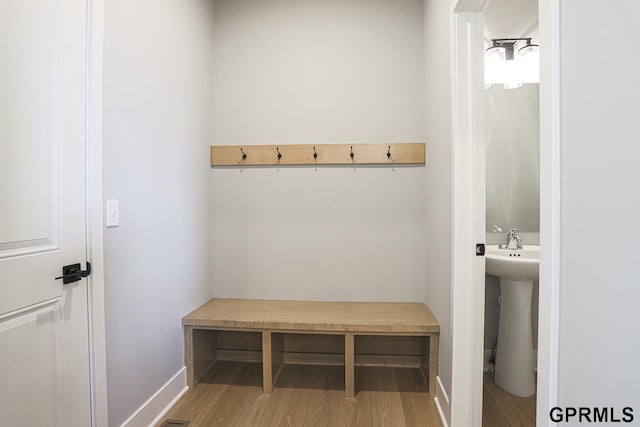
[183,298,440,398]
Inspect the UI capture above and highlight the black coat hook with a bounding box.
[240,148,247,160]
[387,145,391,159]
[313,146,318,160]
[276,147,282,160]
[350,146,354,159]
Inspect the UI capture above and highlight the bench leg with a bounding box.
[185,327,218,389]
[262,331,273,394]
[429,334,439,398]
[420,335,439,399]
[345,333,355,398]
[262,331,284,394]
[185,326,194,389]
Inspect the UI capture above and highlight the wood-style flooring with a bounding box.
[482,373,536,426]
[158,361,442,427]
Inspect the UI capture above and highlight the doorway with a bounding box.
[449,0,559,425]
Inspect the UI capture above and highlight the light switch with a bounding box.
[106,200,119,227]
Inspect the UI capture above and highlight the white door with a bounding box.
[0,1,92,426]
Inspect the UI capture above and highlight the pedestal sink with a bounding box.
[485,245,539,398]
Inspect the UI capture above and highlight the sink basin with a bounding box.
[485,245,539,281]
[485,244,539,397]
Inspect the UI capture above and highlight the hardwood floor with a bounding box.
[158,361,442,427]
[482,373,536,426]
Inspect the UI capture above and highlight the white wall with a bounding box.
[102,1,214,425]
[423,0,453,401]
[557,0,640,410]
[484,84,540,355]
[210,0,427,303]
[485,84,540,232]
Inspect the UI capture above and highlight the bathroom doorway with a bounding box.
[449,0,558,425]
[482,0,540,424]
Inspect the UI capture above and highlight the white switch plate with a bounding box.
[106,200,119,227]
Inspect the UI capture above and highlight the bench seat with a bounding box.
[183,298,439,398]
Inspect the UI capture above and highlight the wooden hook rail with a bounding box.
[210,143,425,166]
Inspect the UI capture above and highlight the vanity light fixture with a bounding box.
[485,38,539,89]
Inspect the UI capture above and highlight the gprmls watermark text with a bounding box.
[550,407,634,423]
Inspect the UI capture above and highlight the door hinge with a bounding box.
[54,262,92,284]
[476,243,485,256]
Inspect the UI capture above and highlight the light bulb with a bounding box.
[485,45,507,86]
[518,43,539,57]
[486,45,506,61]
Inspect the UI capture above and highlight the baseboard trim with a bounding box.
[434,375,450,427]
[120,367,187,427]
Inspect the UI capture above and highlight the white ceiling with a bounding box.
[484,0,539,46]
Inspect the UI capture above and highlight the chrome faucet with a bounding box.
[499,228,522,250]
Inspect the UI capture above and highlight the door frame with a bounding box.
[449,2,489,425]
[535,0,562,423]
[86,0,108,425]
[449,0,561,425]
